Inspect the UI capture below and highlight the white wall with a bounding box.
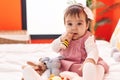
[26,0,86,35]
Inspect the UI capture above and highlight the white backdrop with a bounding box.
[26,0,86,35]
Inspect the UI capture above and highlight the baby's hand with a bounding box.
[60,32,73,49]
[61,32,73,42]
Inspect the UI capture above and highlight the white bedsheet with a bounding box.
[0,40,120,80]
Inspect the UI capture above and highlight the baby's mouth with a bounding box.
[73,33,78,35]
[72,33,78,38]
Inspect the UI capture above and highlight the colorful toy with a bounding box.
[60,39,69,49]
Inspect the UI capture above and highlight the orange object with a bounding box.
[0,0,22,30]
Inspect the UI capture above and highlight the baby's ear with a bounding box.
[27,61,37,66]
[86,21,90,30]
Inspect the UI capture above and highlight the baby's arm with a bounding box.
[84,35,99,64]
[51,37,62,52]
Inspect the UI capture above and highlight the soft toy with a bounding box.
[111,47,120,62]
[59,71,82,80]
[40,56,62,76]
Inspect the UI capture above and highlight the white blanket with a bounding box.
[0,40,120,80]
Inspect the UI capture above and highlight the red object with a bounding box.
[31,39,54,43]
[95,0,120,41]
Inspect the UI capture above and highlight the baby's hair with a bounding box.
[64,3,91,24]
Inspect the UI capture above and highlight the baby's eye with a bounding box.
[77,23,82,25]
[67,23,72,26]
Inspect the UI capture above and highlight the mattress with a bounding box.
[0,40,120,80]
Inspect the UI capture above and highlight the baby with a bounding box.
[51,3,109,80]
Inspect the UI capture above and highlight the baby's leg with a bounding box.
[82,63,104,80]
[22,66,41,80]
[96,65,105,80]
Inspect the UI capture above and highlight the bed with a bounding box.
[0,40,120,80]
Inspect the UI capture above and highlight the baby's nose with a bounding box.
[71,26,77,30]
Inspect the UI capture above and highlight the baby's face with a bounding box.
[64,13,88,40]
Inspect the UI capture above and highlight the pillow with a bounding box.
[110,19,120,51]
[96,40,112,58]
[0,30,31,44]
